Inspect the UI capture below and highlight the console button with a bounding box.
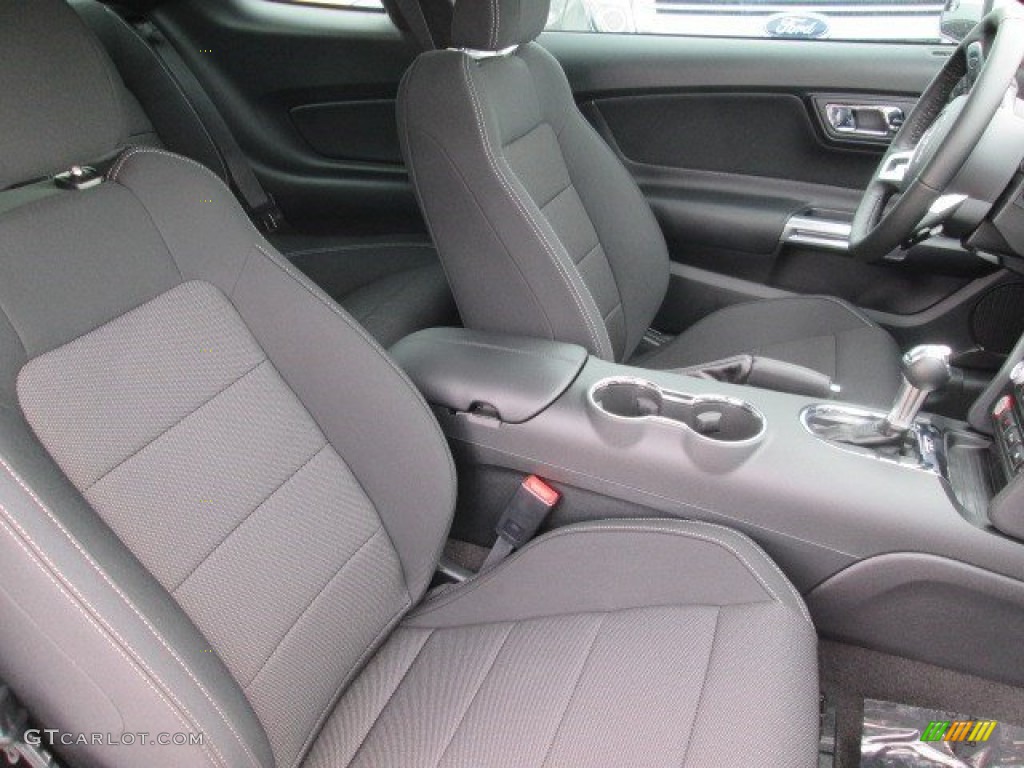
[1007,428,1023,448]
[1011,360,1024,387]
[1011,445,1024,472]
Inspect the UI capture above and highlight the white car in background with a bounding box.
[546,0,948,41]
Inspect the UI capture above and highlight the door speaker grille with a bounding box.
[970,283,1024,354]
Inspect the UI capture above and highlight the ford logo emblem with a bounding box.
[765,13,830,38]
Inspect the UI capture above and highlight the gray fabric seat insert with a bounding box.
[305,520,819,768]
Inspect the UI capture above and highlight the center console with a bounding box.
[391,327,1024,685]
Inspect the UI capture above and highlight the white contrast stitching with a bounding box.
[109,146,224,185]
[459,56,613,360]
[0,455,261,768]
[283,242,434,258]
[490,0,498,48]
[414,519,813,625]
[251,243,458,499]
[113,13,229,180]
[0,511,225,768]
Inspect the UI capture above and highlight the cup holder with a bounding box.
[589,377,766,444]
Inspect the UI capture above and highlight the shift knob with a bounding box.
[902,344,954,392]
[885,344,952,433]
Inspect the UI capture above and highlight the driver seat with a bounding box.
[398,0,903,406]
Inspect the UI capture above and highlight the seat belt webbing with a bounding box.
[390,0,437,50]
[134,19,284,233]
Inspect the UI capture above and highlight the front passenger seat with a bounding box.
[398,0,903,406]
[0,3,818,767]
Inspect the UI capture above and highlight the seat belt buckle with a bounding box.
[495,475,560,549]
[480,475,560,573]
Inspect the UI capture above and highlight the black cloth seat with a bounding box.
[398,0,902,406]
[0,3,819,767]
[636,295,902,407]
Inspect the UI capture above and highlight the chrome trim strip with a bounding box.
[781,214,852,252]
[800,404,944,476]
[452,45,518,59]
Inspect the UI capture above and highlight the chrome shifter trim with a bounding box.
[801,404,945,476]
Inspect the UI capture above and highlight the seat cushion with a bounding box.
[305,520,819,768]
[637,296,902,407]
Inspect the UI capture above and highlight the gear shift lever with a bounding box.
[883,345,953,434]
[807,344,953,449]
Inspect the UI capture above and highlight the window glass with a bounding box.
[544,0,948,42]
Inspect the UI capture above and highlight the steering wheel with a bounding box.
[849,8,1024,263]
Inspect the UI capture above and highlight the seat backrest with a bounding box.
[398,0,670,363]
[0,3,455,767]
[68,0,230,182]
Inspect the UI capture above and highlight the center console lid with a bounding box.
[391,328,587,424]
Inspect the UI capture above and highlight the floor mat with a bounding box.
[861,698,1024,767]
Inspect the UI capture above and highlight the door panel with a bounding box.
[155,0,422,234]
[593,92,880,188]
[153,3,1014,361]
[290,100,403,164]
[541,31,1009,354]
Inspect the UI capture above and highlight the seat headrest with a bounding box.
[451,0,550,51]
[0,0,128,190]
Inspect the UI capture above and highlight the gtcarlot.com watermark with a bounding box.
[25,730,204,747]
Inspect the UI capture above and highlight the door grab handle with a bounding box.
[825,104,905,138]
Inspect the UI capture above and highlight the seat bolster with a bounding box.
[0,414,273,768]
[338,264,458,349]
[520,44,670,361]
[398,51,615,360]
[110,146,457,602]
[405,519,813,629]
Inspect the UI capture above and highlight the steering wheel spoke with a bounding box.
[848,7,1024,263]
[876,149,916,188]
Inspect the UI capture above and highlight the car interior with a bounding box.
[1,0,1024,767]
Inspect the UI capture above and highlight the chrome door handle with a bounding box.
[825,104,905,138]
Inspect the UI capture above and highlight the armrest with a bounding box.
[390,328,588,423]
